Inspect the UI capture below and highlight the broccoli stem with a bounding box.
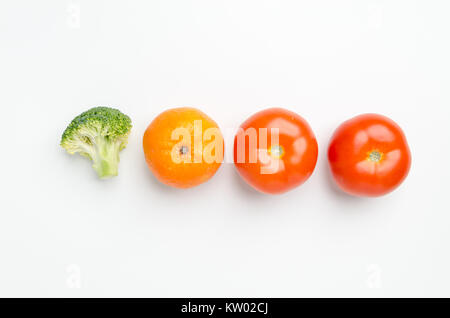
[91,137,121,178]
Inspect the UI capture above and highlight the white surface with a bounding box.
[0,0,449,297]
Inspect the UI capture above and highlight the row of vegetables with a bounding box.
[61,106,410,197]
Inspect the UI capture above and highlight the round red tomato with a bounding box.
[233,108,318,194]
[328,113,411,197]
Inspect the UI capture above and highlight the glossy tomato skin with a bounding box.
[328,114,411,197]
[234,108,318,194]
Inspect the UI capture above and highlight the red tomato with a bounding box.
[328,114,411,197]
[233,108,318,194]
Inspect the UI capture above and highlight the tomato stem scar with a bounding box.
[368,150,383,162]
[269,145,285,159]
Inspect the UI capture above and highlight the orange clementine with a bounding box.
[143,107,224,188]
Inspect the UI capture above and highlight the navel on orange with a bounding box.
[143,107,224,188]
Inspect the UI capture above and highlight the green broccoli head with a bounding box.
[61,106,132,178]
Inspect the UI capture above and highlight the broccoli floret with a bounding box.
[61,106,132,178]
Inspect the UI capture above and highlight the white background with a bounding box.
[0,0,449,297]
